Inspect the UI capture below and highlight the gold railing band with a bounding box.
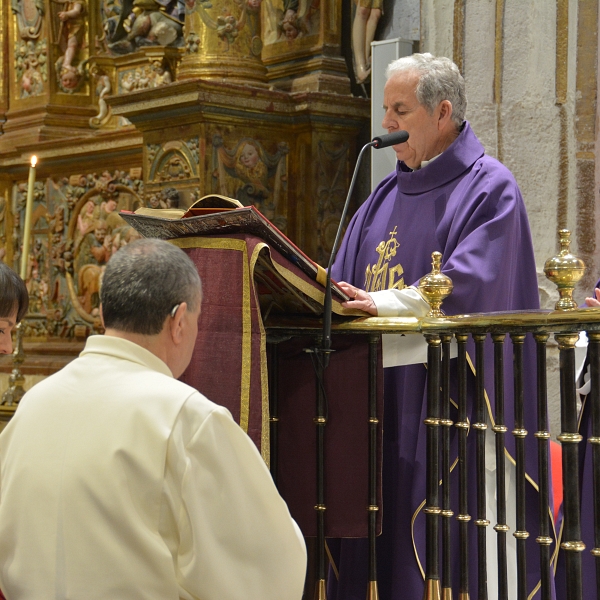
[368,505,379,512]
[441,509,454,517]
[455,421,469,430]
[424,418,441,426]
[369,417,379,424]
[534,431,550,439]
[558,433,583,443]
[440,419,454,427]
[492,425,508,433]
[512,428,528,438]
[314,504,326,511]
[474,519,490,527]
[513,531,530,539]
[588,437,600,445]
[536,536,553,546]
[472,422,487,430]
[456,514,471,522]
[424,506,442,515]
[561,541,586,552]
[590,548,600,557]
[494,524,510,532]
[313,417,327,424]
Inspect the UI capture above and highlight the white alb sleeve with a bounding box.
[369,286,430,317]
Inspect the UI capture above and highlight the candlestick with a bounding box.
[20,155,37,280]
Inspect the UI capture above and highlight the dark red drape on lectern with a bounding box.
[172,234,383,537]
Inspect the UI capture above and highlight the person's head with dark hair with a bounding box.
[0,263,29,355]
[100,238,202,378]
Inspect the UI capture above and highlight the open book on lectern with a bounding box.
[119,195,356,316]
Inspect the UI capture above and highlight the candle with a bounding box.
[20,155,37,280]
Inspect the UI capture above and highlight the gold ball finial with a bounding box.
[418,251,453,317]
[543,229,585,311]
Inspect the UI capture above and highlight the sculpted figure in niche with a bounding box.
[275,0,316,40]
[214,137,288,230]
[11,0,44,39]
[235,142,270,204]
[108,0,184,54]
[54,0,86,90]
[15,37,47,98]
[75,220,110,316]
[21,49,45,97]
[352,0,382,83]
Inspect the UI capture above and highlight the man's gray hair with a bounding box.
[386,53,467,128]
[100,238,202,336]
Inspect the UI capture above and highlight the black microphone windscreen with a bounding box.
[372,130,409,149]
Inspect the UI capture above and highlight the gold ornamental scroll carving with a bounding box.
[178,0,267,85]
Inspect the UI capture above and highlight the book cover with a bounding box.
[120,196,350,303]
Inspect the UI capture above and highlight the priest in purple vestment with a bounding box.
[328,53,556,599]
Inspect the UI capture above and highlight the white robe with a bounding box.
[0,335,306,600]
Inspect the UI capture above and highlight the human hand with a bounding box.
[336,281,377,315]
[584,288,600,307]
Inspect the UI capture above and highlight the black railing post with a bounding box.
[534,333,552,600]
[423,334,442,600]
[367,335,380,600]
[440,333,454,600]
[510,333,528,600]
[492,333,508,600]
[473,333,489,600]
[456,333,470,599]
[555,332,584,600]
[588,331,600,599]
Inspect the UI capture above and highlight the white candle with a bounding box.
[20,155,37,280]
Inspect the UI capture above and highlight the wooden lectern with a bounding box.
[121,202,384,560]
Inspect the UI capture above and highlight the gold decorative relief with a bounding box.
[148,140,198,182]
[212,135,288,230]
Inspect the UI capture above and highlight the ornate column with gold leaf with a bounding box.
[0,0,98,146]
[178,0,267,85]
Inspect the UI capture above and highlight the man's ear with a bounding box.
[437,100,453,129]
[169,302,188,345]
[99,304,105,328]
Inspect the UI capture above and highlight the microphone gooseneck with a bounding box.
[322,129,409,361]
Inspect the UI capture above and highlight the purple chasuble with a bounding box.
[328,123,556,599]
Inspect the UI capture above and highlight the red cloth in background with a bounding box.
[550,440,563,522]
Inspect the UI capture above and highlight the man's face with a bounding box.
[382,70,444,169]
[0,310,18,355]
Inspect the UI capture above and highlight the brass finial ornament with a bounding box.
[543,229,585,311]
[418,251,453,317]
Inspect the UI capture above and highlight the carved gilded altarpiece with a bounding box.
[0,0,368,384]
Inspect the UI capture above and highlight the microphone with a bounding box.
[321,129,410,363]
[371,130,409,149]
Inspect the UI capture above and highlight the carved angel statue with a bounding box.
[107,0,185,54]
[264,0,318,42]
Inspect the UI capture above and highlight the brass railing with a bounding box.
[266,230,595,599]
